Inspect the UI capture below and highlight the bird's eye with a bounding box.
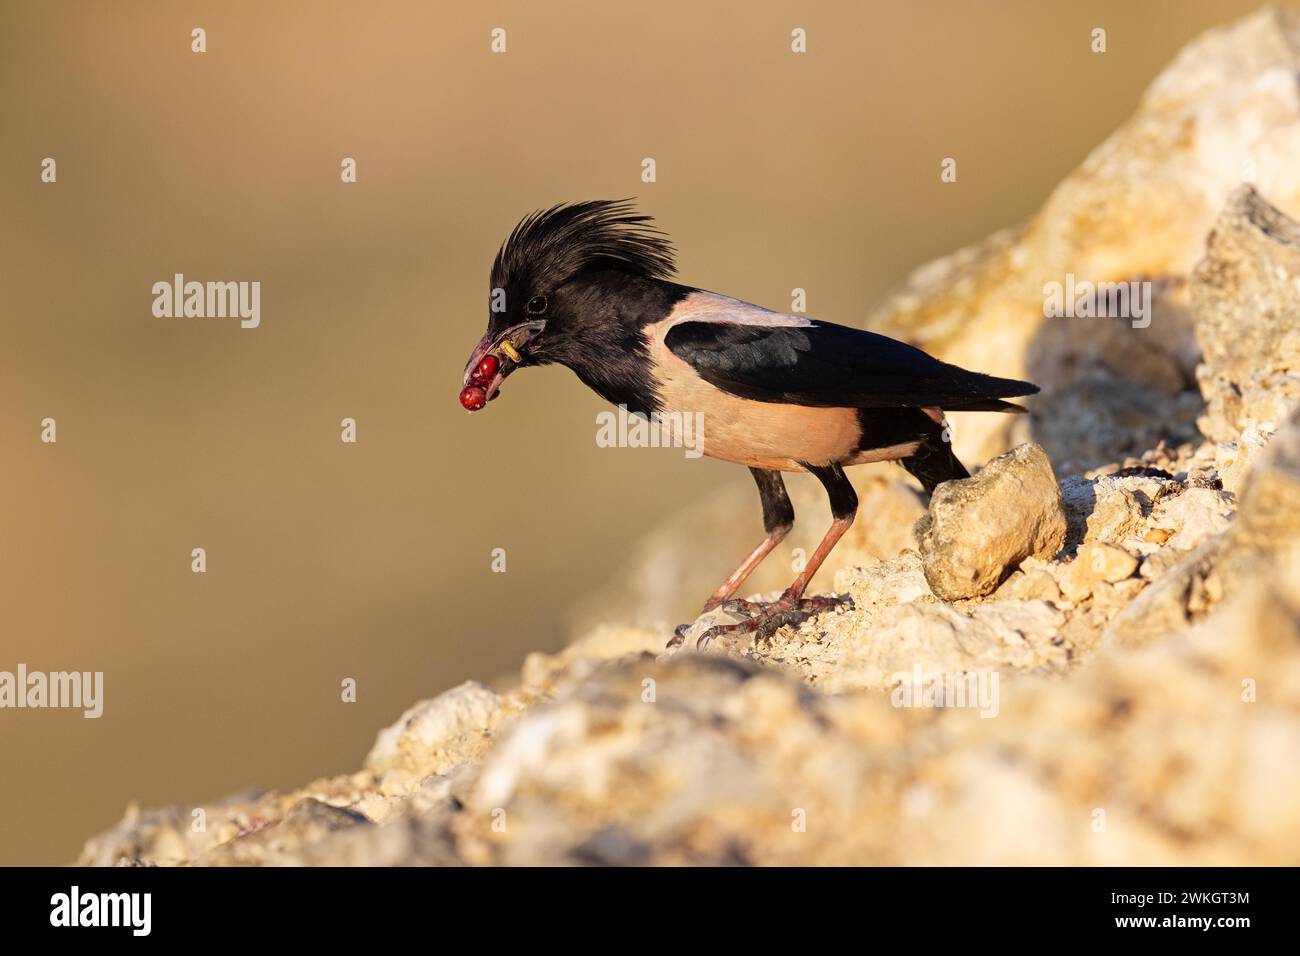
[526,294,548,315]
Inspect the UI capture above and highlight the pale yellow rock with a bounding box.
[519,624,663,694]
[920,443,1067,600]
[366,681,505,779]
[1193,186,1300,442]
[1082,542,1139,584]
[837,551,930,609]
[1216,424,1273,495]
[1150,486,1236,550]
[1059,472,1182,549]
[994,567,1063,603]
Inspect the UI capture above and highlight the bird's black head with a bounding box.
[460,199,681,411]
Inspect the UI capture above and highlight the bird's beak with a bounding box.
[461,320,546,405]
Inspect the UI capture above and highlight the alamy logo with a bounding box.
[152,273,261,328]
[1043,273,1151,329]
[596,404,705,459]
[889,666,999,718]
[50,886,151,936]
[0,664,102,718]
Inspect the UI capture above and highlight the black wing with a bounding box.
[664,319,1038,410]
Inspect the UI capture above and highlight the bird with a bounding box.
[460,200,1039,647]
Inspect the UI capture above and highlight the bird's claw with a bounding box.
[682,594,853,651]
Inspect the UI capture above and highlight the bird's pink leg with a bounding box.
[665,467,796,648]
[773,514,854,607]
[692,463,858,650]
[700,526,790,613]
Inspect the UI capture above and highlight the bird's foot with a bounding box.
[669,594,852,651]
[666,598,761,648]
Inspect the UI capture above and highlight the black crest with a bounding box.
[491,200,676,294]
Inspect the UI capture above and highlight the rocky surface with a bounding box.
[77,10,1300,867]
[918,442,1066,600]
[871,6,1300,475]
[1193,184,1300,443]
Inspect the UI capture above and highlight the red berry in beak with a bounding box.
[472,353,500,384]
[459,384,487,411]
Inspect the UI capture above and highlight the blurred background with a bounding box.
[0,0,1279,865]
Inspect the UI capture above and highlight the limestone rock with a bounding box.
[1214,426,1273,495]
[1105,405,1300,646]
[1149,486,1235,551]
[835,550,930,608]
[872,8,1300,471]
[1059,472,1178,550]
[1057,543,1139,602]
[1220,403,1300,566]
[366,682,505,780]
[920,443,1066,600]
[455,656,907,866]
[519,624,663,696]
[993,563,1063,603]
[1192,185,1300,442]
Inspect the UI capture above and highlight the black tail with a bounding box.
[942,397,1030,413]
[901,433,969,495]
